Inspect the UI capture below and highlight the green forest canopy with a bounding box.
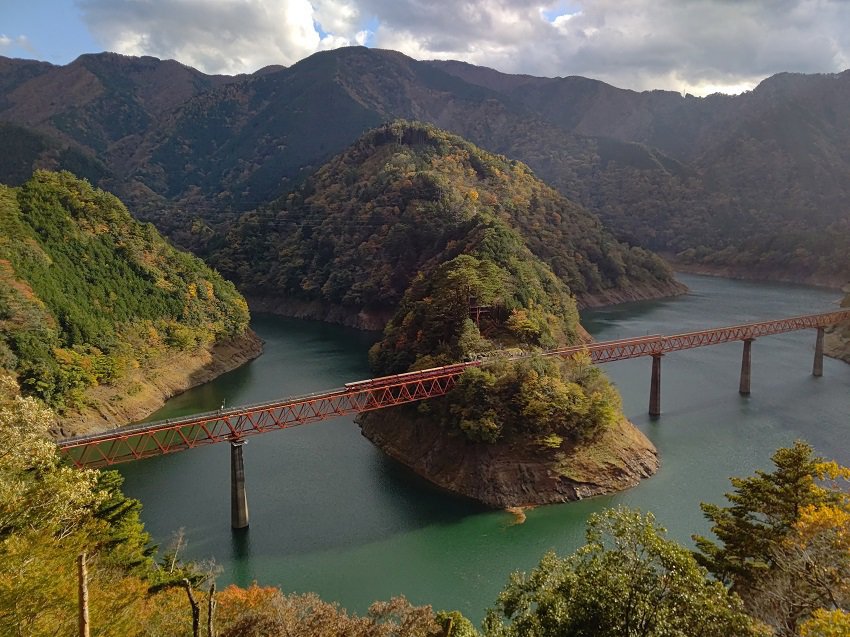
[0,171,250,411]
[217,121,631,445]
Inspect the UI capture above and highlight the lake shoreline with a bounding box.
[246,278,689,332]
[57,330,264,437]
[116,274,850,623]
[667,259,846,291]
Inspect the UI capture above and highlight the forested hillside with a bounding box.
[433,62,850,284]
[211,121,682,315]
[2,48,849,284]
[216,121,660,505]
[0,171,255,429]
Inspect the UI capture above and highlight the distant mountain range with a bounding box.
[2,47,849,284]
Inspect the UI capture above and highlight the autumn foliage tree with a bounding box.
[215,584,445,637]
[0,374,159,635]
[694,441,850,636]
[0,372,472,636]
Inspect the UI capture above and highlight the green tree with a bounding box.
[0,374,172,636]
[694,441,850,636]
[0,172,251,412]
[437,610,481,637]
[483,507,765,637]
[437,356,620,445]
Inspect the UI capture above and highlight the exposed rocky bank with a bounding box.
[359,409,659,508]
[668,259,847,290]
[247,295,391,331]
[577,278,687,309]
[248,279,687,331]
[824,330,850,364]
[57,330,264,437]
[669,263,850,365]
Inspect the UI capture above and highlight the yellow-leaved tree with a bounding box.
[695,441,850,637]
[0,373,191,636]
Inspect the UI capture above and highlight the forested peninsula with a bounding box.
[0,171,261,434]
[211,120,684,323]
[214,122,662,505]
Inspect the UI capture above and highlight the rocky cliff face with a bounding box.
[359,409,659,508]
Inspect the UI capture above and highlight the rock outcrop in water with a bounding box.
[360,410,659,507]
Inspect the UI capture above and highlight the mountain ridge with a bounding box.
[2,47,849,284]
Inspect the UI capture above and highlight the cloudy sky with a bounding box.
[2,0,849,95]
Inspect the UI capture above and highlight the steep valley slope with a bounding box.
[0,171,261,435]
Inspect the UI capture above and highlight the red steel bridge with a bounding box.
[59,309,850,469]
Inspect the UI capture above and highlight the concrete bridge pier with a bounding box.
[230,438,249,529]
[813,327,824,377]
[739,338,754,395]
[649,353,663,417]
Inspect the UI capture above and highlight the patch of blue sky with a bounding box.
[313,14,377,46]
[359,15,379,47]
[313,18,329,39]
[540,1,582,23]
[1,0,99,64]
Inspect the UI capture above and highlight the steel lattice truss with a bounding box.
[546,309,850,362]
[58,309,850,468]
[59,366,466,468]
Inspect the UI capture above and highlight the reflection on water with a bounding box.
[118,274,850,621]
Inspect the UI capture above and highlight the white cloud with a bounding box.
[0,34,36,55]
[312,0,361,36]
[363,0,850,94]
[78,0,365,74]
[75,0,850,94]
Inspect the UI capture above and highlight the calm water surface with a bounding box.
[118,274,850,621]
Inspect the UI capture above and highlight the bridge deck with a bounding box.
[58,310,850,468]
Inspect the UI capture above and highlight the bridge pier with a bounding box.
[739,338,754,395]
[649,354,662,417]
[813,327,824,377]
[230,438,249,529]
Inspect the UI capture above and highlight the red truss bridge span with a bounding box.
[58,310,850,470]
